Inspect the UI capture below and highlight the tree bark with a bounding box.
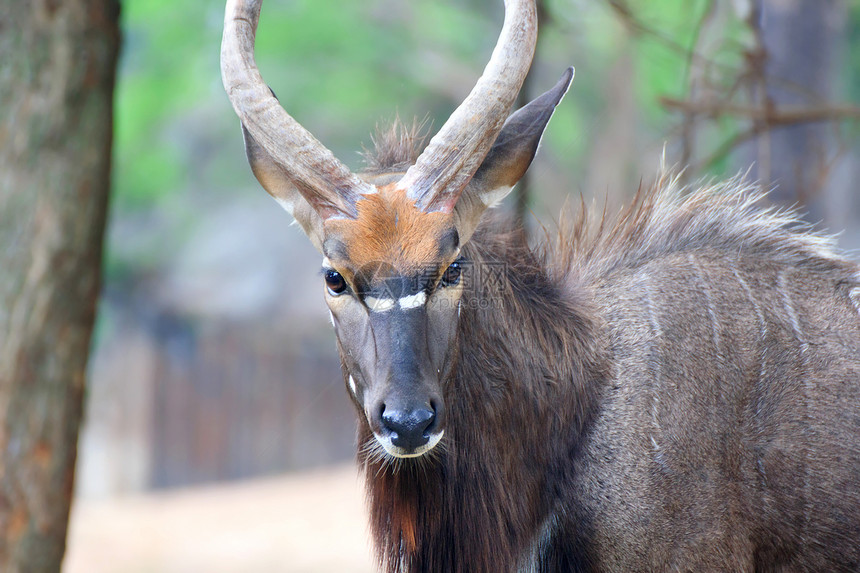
[753,0,845,217]
[0,1,120,571]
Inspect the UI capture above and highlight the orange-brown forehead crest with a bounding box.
[324,185,456,273]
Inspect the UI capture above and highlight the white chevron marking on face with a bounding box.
[365,296,396,312]
[365,292,428,312]
[399,291,427,310]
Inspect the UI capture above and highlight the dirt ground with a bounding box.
[64,463,375,573]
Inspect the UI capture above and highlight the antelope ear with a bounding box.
[242,123,326,252]
[454,67,574,242]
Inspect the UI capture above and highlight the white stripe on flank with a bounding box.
[850,286,860,314]
[399,291,427,310]
[365,296,395,312]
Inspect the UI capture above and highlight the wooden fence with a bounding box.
[144,313,356,489]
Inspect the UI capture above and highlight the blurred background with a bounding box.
[62,0,860,570]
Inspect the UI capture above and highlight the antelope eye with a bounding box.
[441,261,461,287]
[324,269,347,295]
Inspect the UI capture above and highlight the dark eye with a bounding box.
[441,261,461,287]
[325,269,347,295]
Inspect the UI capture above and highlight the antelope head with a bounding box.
[221,0,572,459]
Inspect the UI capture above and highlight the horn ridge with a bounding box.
[398,0,538,213]
[221,0,374,219]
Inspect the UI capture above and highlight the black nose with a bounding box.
[381,406,436,450]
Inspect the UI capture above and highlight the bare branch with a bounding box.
[660,97,860,126]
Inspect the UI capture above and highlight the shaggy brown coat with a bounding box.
[357,134,860,572]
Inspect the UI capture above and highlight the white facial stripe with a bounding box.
[373,430,444,459]
[348,375,357,395]
[328,310,335,327]
[399,291,427,310]
[322,257,332,269]
[365,292,427,312]
[366,296,395,312]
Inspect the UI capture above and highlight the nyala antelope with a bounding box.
[221,0,860,570]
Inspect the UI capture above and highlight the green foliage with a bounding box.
[111,0,497,212]
[843,2,860,141]
[113,1,218,209]
[112,0,750,207]
[108,0,859,281]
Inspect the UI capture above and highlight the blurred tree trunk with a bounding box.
[513,0,547,225]
[750,0,845,219]
[0,1,120,571]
